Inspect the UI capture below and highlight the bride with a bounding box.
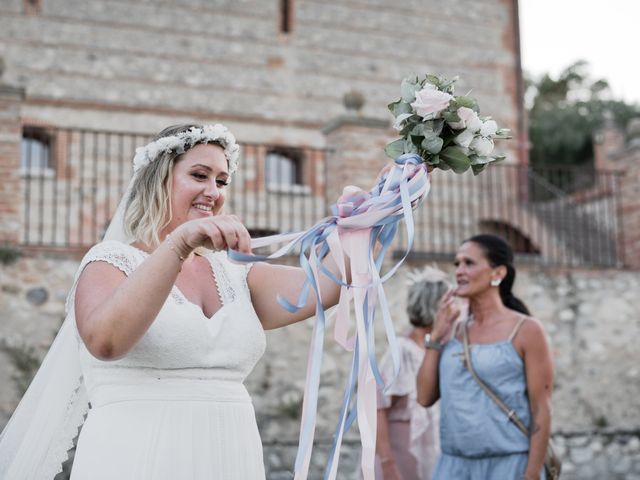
[0,124,349,479]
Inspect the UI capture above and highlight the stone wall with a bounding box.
[1,252,639,478]
[0,0,527,261]
[263,432,640,480]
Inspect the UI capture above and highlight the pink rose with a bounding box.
[410,84,452,119]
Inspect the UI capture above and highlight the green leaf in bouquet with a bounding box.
[471,163,488,175]
[390,100,413,117]
[438,76,458,94]
[404,138,418,154]
[410,136,425,150]
[453,95,478,111]
[411,123,427,137]
[393,113,414,131]
[422,135,444,155]
[404,74,419,85]
[432,119,445,136]
[440,146,471,173]
[440,131,456,149]
[421,121,436,136]
[384,139,405,159]
[443,111,461,124]
[400,116,422,136]
[425,74,442,88]
[495,128,512,139]
[429,154,440,165]
[421,127,440,146]
[401,78,420,103]
[469,155,494,165]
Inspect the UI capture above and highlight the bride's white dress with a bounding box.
[69,240,267,479]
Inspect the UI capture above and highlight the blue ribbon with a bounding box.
[228,153,429,478]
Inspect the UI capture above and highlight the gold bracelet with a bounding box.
[166,233,186,262]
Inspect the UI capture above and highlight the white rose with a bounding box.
[480,120,498,138]
[454,129,475,149]
[470,136,495,156]
[447,107,479,130]
[465,110,483,133]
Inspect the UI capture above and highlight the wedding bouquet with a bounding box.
[385,74,510,175]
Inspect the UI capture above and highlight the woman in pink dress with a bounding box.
[375,267,449,480]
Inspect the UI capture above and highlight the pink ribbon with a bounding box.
[230,154,431,479]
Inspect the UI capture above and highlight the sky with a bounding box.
[519,0,640,105]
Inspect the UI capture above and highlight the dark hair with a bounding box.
[464,234,530,315]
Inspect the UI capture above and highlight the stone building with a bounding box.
[1,0,639,478]
[0,0,526,252]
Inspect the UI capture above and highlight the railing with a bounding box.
[19,127,329,251]
[19,126,624,267]
[395,164,623,267]
[21,128,152,250]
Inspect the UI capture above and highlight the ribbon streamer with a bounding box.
[228,153,431,479]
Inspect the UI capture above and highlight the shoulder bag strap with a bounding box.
[462,321,530,436]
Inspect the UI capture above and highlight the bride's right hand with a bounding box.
[431,290,461,343]
[170,215,252,256]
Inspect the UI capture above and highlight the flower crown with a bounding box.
[132,124,240,174]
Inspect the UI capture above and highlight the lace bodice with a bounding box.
[69,241,266,402]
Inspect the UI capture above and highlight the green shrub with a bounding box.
[0,245,21,266]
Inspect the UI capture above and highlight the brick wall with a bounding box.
[619,148,640,268]
[0,0,522,148]
[594,126,626,171]
[0,0,525,253]
[0,84,25,243]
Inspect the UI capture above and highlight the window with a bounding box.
[21,127,53,174]
[479,220,540,255]
[24,0,42,15]
[265,149,301,187]
[279,0,294,34]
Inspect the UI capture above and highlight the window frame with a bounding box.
[264,147,309,194]
[278,0,294,34]
[20,126,55,178]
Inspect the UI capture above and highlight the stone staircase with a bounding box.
[525,170,620,267]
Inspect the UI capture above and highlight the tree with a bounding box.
[527,60,639,169]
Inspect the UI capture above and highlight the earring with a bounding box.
[490,278,502,287]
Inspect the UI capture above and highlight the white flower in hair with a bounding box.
[132,124,240,173]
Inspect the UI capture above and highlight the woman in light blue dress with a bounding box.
[416,235,553,480]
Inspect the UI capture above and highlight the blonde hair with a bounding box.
[123,124,224,247]
[405,266,450,327]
